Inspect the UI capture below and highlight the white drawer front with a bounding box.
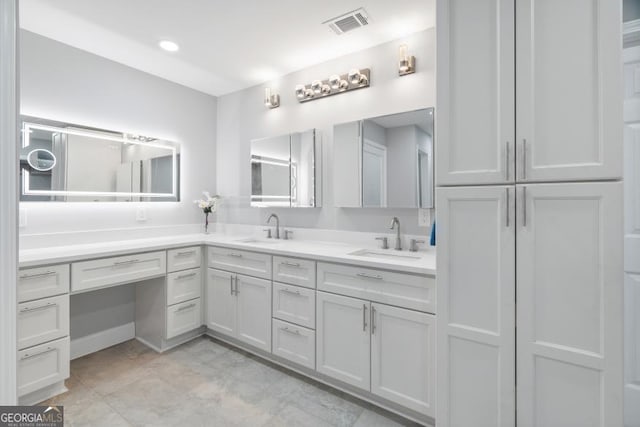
[317,262,436,313]
[273,256,316,288]
[272,282,315,329]
[18,337,70,397]
[167,269,202,306]
[18,264,69,303]
[71,251,166,293]
[18,294,69,350]
[167,246,202,273]
[166,299,202,339]
[272,318,315,370]
[208,247,272,280]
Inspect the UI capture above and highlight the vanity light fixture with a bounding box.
[264,87,280,109]
[294,68,370,103]
[398,44,416,76]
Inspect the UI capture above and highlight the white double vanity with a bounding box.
[17,231,436,424]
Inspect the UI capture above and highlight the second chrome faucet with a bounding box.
[390,216,402,250]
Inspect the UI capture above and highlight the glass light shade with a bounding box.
[311,80,322,94]
[295,84,305,99]
[329,75,341,89]
[348,69,361,85]
[304,88,315,98]
[321,84,331,95]
[339,79,349,90]
[264,87,272,106]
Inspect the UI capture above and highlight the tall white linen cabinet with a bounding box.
[435,0,623,426]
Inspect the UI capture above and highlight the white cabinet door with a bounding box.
[516,182,623,427]
[436,0,515,186]
[436,186,515,427]
[316,291,370,390]
[236,275,272,352]
[370,303,435,417]
[205,269,236,336]
[516,0,622,182]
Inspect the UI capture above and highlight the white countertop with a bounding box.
[19,232,436,275]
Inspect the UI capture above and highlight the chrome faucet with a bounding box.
[266,213,280,239]
[390,217,402,250]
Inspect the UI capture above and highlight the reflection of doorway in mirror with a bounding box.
[418,149,432,208]
[362,139,387,207]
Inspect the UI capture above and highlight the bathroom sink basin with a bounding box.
[348,249,422,261]
[235,238,281,245]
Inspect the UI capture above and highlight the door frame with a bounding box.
[362,138,387,207]
[0,0,19,405]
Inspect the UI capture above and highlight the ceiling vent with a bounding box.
[324,8,370,35]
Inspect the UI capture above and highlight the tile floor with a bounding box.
[42,336,424,427]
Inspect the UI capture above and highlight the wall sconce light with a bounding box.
[398,44,416,76]
[295,68,370,103]
[264,87,280,109]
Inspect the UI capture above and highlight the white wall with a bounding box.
[216,29,435,235]
[19,30,217,237]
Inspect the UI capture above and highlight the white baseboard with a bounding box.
[71,322,135,360]
[19,381,67,406]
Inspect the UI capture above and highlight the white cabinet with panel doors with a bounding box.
[205,268,272,352]
[316,291,435,417]
[437,182,623,427]
[437,0,622,186]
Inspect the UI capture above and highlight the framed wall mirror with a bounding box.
[333,108,434,209]
[250,129,320,208]
[19,116,180,202]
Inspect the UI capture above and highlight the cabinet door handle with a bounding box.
[522,187,528,227]
[280,261,301,268]
[371,305,377,334]
[19,270,56,280]
[20,301,55,313]
[176,272,197,280]
[506,188,510,228]
[176,303,196,312]
[281,326,301,336]
[505,141,510,180]
[228,253,243,258]
[114,259,139,266]
[176,250,196,257]
[21,346,55,360]
[521,139,527,180]
[229,276,234,295]
[363,304,368,332]
[234,275,239,295]
[282,287,302,296]
[357,272,383,280]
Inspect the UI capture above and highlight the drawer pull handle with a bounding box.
[113,259,140,266]
[176,250,196,256]
[20,302,55,313]
[371,306,377,334]
[176,272,197,280]
[20,270,56,280]
[281,261,301,268]
[282,288,302,296]
[357,272,383,280]
[176,303,197,312]
[228,253,243,258]
[281,326,301,336]
[363,304,368,331]
[21,346,55,360]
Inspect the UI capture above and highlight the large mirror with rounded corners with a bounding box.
[250,129,321,208]
[19,116,180,202]
[333,108,434,208]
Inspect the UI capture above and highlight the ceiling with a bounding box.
[19,0,435,96]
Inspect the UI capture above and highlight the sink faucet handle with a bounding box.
[283,230,294,240]
[410,239,425,252]
[375,236,389,249]
[263,228,272,239]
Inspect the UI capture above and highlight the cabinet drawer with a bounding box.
[167,246,201,273]
[272,318,315,370]
[18,294,69,350]
[272,282,315,329]
[18,337,70,397]
[317,262,436,313]
[71,251,166,293]
[18,264,69,303]
[273,256,316,288]
[167,269,202,306]
[166,299,202,339]
[207,247,271,280]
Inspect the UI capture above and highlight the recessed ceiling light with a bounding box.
[158,40,179,52]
